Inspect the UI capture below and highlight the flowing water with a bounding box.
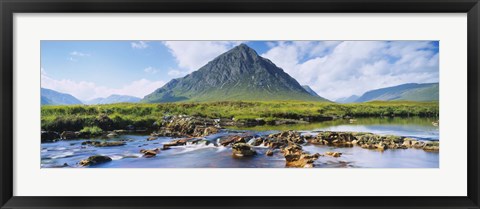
[41,117,439,168]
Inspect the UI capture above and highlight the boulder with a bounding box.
[41,131,59,143]
[376,142,387,151]
[186,139,210,146]
[283,144,320,168]
[219,135,251,146]
[156,115,217,137]
[325,151,342,157]
[81,140,94,145]
[60,131,78,140]
[203,126,218,136]
[268,131,305,144]
[162,137,201,149]
[251,137,264,146]
[402,140,413,148]
[232,143,256,157]
[423,142,439,152]
[361,144,376,149]
[412,140,426,149]
[92,141,126,147]
[147,136,158,141]
[266,149,274,156]
[106,132,118,138]
[163,140,185,149]
[313,132,356,147]
[264,138,288,149]
[140,148,160,158]
[79,155,112,166]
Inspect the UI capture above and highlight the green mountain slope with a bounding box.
[41,88,83,105]
[355,83,439,102]
[142,44,329,103]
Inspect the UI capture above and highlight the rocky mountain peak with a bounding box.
[142,44,329,103]
[215,43,261,64]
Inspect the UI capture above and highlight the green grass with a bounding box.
[41,100,439,132]
[79,126,103,135]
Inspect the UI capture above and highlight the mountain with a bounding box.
[85,95,141,105]
[355,83,439,102]
[41,88,83,105]
[302,85,320,97]
[335,95,359,103]
[142,44,329,103]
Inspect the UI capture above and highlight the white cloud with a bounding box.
[167,69,186,78]
[41,69,165,100]
[261,41,439,101]
[144,66,158,74]
[68,51,90,62]
[70,51,90,57]
[163,41,244,73]
[131,41,149,49]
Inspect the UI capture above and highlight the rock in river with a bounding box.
[232,143,256,157]
[82,141,126,147]
[162,137,202,149]
[282,144,320,168]
[268,130,305,144]
[251,137,264,146]
[41,131,59,143]
[325,151,342,157]
[79,155,112,166]
[266,149,274,156]
[147,136,158,141]
[203,126,219,136]
[106,132,119,138]
[140,148,160,158]
[423,141,439,152]
[154,115,219,137]
[219,135,251,146]
[310,132,356,147]
[60,131,78,140]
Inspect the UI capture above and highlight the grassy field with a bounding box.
[41,101,439,132]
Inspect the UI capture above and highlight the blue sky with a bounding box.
[41,41,439,101]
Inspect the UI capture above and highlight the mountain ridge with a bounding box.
[354,83,439,103]
[85,94,141,105]
[142,44,329,103]
[41,88,83,105]
[335,95,360,103]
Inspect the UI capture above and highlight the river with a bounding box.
[41,117,439,168]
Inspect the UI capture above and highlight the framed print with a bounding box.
[1,0,479,208]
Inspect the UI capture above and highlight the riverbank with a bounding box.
[41,101,439,133]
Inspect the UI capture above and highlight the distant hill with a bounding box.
[85,95,141,105]
[335,95,360,103]
[302,85,321,97]
[41,88,83,105]
[355,83,439,102]
[142,44,329,103]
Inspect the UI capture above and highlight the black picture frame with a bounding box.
[1,0,479,208]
